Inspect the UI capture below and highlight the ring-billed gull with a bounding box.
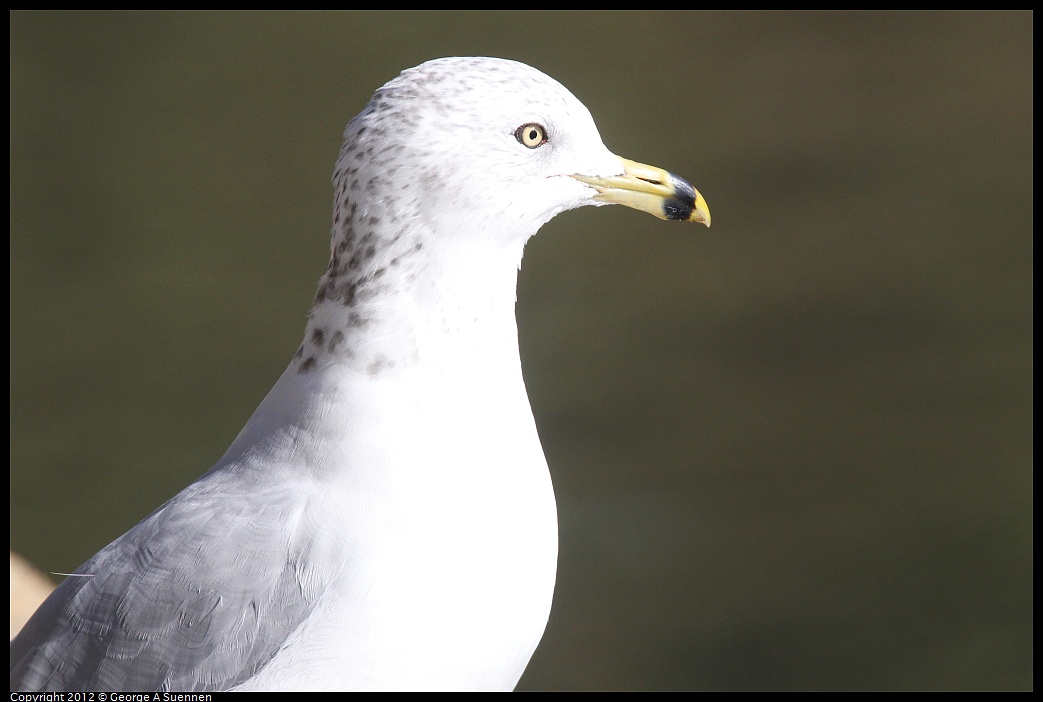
[10,57,710,692]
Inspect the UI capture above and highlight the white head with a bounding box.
[335,57,632,247]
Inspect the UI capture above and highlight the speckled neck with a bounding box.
[293,155,527,380]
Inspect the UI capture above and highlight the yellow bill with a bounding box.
[573,157,711,227]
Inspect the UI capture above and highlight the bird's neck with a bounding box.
[295,220,530,381]
[214,224,536,479]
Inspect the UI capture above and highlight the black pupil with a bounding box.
[528,128,538,141]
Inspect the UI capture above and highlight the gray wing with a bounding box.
[10,471,318,692]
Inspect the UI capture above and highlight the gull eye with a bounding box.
[515,123,547,149]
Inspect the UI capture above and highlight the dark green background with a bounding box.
[10,11,1032,690]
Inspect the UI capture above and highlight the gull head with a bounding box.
[332,57,709,251]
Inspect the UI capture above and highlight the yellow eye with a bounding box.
[515,123,547,149]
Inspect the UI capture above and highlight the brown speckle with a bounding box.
[367,356,393,376]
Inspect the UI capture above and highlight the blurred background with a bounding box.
[10,11,1031,691]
